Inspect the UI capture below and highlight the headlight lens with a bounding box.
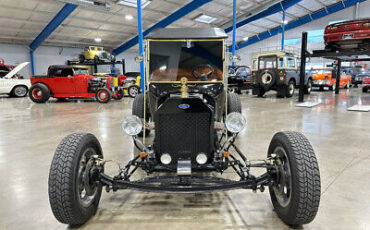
[122,115,142,136]
[196,153,208,165]
[160,153,172,165]
[225,112,246,134]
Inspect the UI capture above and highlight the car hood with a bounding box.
[3,62,29,79]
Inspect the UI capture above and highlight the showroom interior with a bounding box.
[0,0,369,229]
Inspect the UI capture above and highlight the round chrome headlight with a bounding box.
[122,115,142,136]
[160,153,172,165]
[225,112,246,134]
[196,153,208,165]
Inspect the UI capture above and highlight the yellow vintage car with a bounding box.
[94,73,141,98]
[79,46,115,62]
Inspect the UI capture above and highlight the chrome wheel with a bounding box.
[289,84,294,95]
[14,86,27,97]
[307,81,312,93]
[272,146,292,208]
[129,86,139,97]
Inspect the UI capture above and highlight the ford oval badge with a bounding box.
[178,104,190,109]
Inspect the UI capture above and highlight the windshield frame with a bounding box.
[147,39,225,84]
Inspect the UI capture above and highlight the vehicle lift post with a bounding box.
[335,59,341,94]
[299,32,308,102]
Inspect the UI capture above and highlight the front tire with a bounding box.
[227,93,242,113]
[128,85,140,98]
[11,85,28,97]
[29,83,50,103]
[268,131,321,227]
[329,83,336,91]
[304,79,312,94]
[95,88,112,103]
[48,133,103,225]
[363,87,368,93]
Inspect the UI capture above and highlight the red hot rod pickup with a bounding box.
[29,65,122,103]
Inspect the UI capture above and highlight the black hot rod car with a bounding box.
[48,28,321,227]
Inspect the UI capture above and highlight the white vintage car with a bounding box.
[0,62,30,97]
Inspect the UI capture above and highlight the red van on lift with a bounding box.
[29,65,123,103]
[324,18,370,51]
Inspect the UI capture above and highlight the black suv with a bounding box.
[47,28,321,228]
[228,65,252,93]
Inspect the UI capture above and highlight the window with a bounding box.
[149,40,223,82]
[235,67,250,76]
[258,56,277,69]
[97,47,103,51]
[286,57,295,68]
[252,60,257,70]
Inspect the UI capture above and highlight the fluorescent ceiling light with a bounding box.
[117,0,151,8]
[194,14,217,24]
[94,37,102,42]
[243,37,249,41]
[125,14,133,20]
[283,20,288,24]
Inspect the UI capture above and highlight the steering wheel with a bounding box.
[192,64,214,81]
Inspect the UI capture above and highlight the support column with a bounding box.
[281,8,286,51]
[137,0,145,94]
[30,50,35,75]
[232,0,236,66]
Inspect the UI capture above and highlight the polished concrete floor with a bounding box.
[0,88,369,230]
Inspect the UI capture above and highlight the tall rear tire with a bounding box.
[132,94,150,136]
[48,133,103,225]
[268,131,321,227]
[29,83,50,103]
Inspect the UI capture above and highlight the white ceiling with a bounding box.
[0,0,346,51]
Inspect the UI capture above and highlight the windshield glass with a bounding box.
[259,56,277,69]
[235,67,250,76]
[149,40,223,82]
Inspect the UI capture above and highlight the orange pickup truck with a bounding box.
[311,68,351,91]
